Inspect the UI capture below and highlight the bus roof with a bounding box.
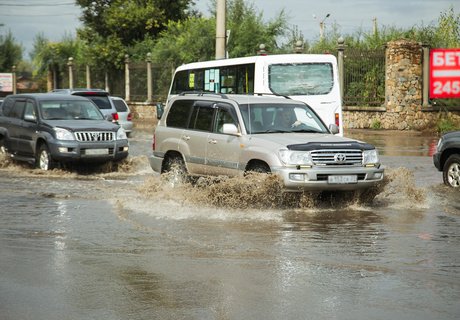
[175,54,337,72]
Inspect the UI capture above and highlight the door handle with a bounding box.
[208,139,217,144]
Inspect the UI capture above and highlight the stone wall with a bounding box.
[344,39,460,130]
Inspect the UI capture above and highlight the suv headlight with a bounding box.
[117,127,127,140]
[279,149,313,166]
[54,127,75,141]
[363,149,379,165]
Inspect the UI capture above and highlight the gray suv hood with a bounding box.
[251,133,374,150]
[43,119,119,132]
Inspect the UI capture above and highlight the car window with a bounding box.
[239,103,328,134]
[83,95,112,109]
[112,99,128,112]
[24,100,36,119]
[10,100,26,119]
[214,104,238,133]
[189,101,214,131]
[166,100,194,128]
[1,98,14,117]
[40,100,104,120]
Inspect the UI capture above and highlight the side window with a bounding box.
[189,101,214,132]
[112,99,127,112]
[166,100,193,128]
[10,100,26,119]
[1,98,15,117]
[24,100,36,119]
[214,103,238,133]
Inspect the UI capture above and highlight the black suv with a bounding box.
[433,130,460,188]
[0,93,129,170]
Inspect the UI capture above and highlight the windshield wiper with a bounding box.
[263,129,291,133]
[292,128,323,133]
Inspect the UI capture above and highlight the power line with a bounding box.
[0,2,75,6]
[0,13,78,17]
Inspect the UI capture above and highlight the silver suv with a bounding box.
[149,94,384,191]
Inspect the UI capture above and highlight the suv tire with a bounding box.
[37,144,55,171]
[443,154,460,188]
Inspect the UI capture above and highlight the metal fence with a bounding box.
[342,48,385,107]
[12,45,386,107]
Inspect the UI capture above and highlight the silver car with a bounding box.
[110,96,133,137]
[149,94,384,191]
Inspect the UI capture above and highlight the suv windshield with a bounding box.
[268,63,334,96]
[40,100,104,120]
[239,103,328,134]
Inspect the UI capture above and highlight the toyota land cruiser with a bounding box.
[0,93,129,170]
[149,94,384,191]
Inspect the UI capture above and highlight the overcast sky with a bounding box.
[0,0,459,60]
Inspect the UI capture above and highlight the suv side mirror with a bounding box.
[156,102,164,120]
[328,124,339,134]
[24,114,37,122]
[222,123,240,136]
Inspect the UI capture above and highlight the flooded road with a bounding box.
[0,129,459,320]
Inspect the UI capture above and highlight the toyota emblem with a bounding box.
[334,153,347,163]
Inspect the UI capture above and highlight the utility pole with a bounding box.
[215,0,226,60]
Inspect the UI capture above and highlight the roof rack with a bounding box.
[178,91,229,99]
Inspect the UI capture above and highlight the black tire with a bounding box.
[443,154,460,188]
[161,155,188,186]
[36,144,56,171]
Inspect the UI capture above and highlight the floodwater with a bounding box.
[0,128,459,320]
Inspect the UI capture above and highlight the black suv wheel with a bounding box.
[443,154,460,188]
[37,144,55,171]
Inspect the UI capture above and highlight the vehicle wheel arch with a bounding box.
[161,150,187,173]
[35,137,48,153]
[245,159,271,173]
[441,148,460,169]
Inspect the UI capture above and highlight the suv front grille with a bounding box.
[311,149,362,166]
[75,131,115,142]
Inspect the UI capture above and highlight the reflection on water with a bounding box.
[345,129,439,156]
[1,130,459,320]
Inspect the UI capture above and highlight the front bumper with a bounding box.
[48,139,129,163]
[272,165,385,191]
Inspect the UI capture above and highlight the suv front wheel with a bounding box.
[37,144,56,171]
[443,154,460,188]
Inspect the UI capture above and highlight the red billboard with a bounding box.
[429,49,460,99]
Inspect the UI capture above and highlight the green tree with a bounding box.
[225,0,287,57]
[151,17,215,98]
[0,30,22,71]
[76,0,197,69]
[30,33,84,90]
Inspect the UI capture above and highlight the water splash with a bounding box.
[138,171,399,211]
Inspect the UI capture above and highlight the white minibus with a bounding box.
[168,54,343,134]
